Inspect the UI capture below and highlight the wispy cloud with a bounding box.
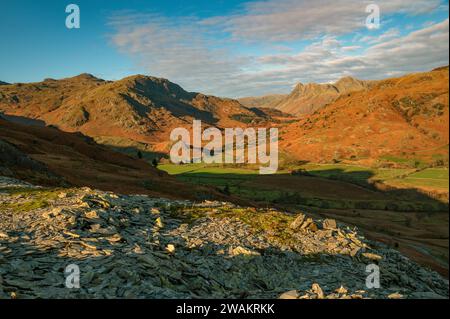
[256,19,449,81]
[109,1,448,98]
[365,18,449,73]
[359,28,401,44]
[206,0,442,42]
[109,14,250,96]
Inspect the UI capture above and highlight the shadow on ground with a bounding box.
[166,168,449,277]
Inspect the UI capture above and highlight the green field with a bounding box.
[298,163,412,185]
[159,164,259,190]
[161,163,448,190]
[159,163,449,212]
[392,168,449,190]
[407,168,449,180]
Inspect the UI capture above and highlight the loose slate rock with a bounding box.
[0,176,448,299]
[290,214,305,230]
[323,219,337,230]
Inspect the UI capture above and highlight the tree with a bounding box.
[223,184,231,195]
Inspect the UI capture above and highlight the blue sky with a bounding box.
[1,0,449,97]
[0,0,247,81]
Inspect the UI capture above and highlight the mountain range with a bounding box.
[0,73,267,154]
[239,76,371,115]
[1,67,448,166]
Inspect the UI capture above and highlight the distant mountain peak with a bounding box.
[117,74,195,101]
[75,73,100,80]
[335,76,359,85]
[275,75,371,115]
[238,76,369,113]
[0,81,9,86]
[290,83,337,102]
[121,74,175,86]
[58,73,103,83]
[334,76,369,93]
[29,74,105,85]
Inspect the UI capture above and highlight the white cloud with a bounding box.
[208,0,442,42]
[260,19,448,83]
[360,28,401,44]
[110,15,251,96]
[109,2,448,98]
[365,18,449,73]
[341,46,362,52]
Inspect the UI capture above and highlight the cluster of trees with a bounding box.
[136,150,159,168]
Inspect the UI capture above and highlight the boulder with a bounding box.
[290,213,305,229]
[311,283,325,299]
[279,290,299,299]
[307,222,318,232]
[300,218,313,229]
[166,244,176,254]
[322,219,337,230]
[336,286,348,294]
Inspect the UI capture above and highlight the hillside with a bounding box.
[0,176,448,299]
[0,74,265,152]
[0,118,233,201]
[279,67,449,165]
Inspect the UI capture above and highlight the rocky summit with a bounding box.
[0,176,448,299]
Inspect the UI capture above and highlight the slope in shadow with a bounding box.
[168,168,449,276]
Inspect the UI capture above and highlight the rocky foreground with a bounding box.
[0,176,448,299]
